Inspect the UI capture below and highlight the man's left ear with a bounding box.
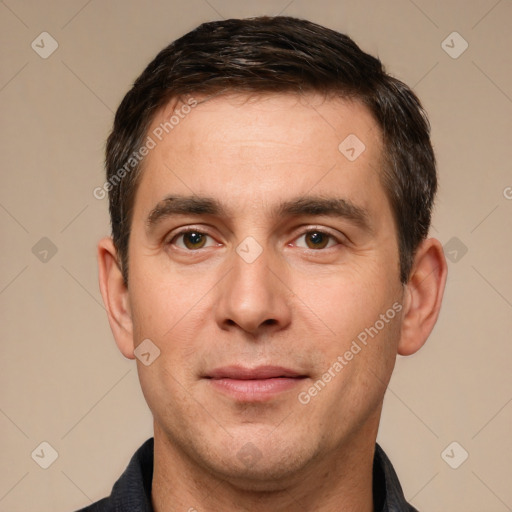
[398,237,448,356]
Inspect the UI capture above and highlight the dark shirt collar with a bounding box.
[78,438,417,512]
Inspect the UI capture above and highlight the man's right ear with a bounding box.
[97,237,135,359]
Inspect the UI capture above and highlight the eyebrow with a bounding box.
[146,196,226,231]
[145,195,371,233]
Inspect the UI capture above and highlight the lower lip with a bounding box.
[208,377,305,401]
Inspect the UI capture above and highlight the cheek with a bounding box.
[128,266,216,400]
[128,255,214,341]
[136,360,204,441]
[290,263,397,348]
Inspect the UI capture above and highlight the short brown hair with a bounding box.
[105,16,436,285]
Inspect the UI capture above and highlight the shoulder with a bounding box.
[374,443,419,512]
[72,438,154,512]
[75,497,110,511]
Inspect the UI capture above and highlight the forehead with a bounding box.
[136,92,387,218]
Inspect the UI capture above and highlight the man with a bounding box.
[84,15,447,512]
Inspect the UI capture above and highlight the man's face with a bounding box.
[126,93,404,484]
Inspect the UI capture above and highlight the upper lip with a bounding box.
[206,365,306,380]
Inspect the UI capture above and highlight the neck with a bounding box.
[151,422,378,512]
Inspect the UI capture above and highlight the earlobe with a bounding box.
[398,238,448,356]
[97,237,135,359]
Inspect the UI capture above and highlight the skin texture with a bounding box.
[98,93,447,512]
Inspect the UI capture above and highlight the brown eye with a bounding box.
[183,232,206,249]
[305,231,330,249]
[171,231,216,250]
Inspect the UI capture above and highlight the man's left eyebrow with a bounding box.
[275,196,372,232]
[145,195,225,232]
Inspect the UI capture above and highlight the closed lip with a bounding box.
[205,365,307,380]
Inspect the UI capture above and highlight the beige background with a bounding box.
[1,0,511,511]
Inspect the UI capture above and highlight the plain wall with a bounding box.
[1,0,511,510]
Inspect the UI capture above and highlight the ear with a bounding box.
[97,237,135,359]
[398,237,448,356]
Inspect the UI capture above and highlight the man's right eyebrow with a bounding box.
[145,195,225,233]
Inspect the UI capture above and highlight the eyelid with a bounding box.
[167,226,220,249]
[290,225,347,247]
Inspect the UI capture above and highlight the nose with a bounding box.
[214,243,292,337]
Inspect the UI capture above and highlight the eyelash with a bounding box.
[293,229,341,250]
[168,227,220,250]
[167,226,344,251]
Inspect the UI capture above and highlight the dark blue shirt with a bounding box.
[76,438,418,511]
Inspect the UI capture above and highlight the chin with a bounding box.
[204,432,318,490]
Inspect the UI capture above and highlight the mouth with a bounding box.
[204,365,308,402]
